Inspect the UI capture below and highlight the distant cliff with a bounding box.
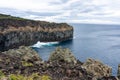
[0,14,73,51]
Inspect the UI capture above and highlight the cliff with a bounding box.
[0,46,118,80]
[0,14,73,51]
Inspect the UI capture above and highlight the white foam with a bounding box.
[32,41,59,48]
[74,34,81,39]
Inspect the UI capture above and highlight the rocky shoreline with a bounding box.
[0,14,120,80]
[0,46,119,80]
[0,14,73,51]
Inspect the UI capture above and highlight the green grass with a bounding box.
[0,70,5,79]
[21,61,33,67]
[8,73,51,80]
[0,70,52,80]
[0,13,28,21]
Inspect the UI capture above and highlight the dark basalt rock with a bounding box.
[48,47,77,64]
[0,14,73,51]
[82,58,112,79]
[2,46,42,62]
[0,46,94,80]
[99,76,119,80]
[0,46,119,80]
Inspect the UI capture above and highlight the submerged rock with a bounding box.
[48,47,77,64]
[82,58,112,79]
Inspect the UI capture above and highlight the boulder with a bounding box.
[82,58,112,79]
[48,47,77,64]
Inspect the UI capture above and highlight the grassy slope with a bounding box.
[0,13,73,33]
[0,14,28,20]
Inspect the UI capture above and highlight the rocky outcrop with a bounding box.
[2,46,42,63]
[82,58,112,79]
[0,46,93,80]
[0,46,118,80]
[0,14,73,51]
[0,46,42,75]
[48,47,77,64]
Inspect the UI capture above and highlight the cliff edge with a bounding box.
[0,14,73,51]
[0,46,118,80]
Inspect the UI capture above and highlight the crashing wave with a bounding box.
[32,41,59,48]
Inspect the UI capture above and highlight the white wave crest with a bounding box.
[32,41,59,48]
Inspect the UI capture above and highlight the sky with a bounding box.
[0,0,120,24]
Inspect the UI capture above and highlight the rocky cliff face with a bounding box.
[0,46,118,80]
[82,58,112,79]
[0,14,73,51]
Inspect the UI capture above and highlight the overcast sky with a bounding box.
[0,0,120,24]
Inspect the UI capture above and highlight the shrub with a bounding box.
[9,74,51,80]
[41,75,51,80]
[21,61,33,67]
[0,70,5,79]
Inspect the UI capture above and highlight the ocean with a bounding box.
[32,23,120,75]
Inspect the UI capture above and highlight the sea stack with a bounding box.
[0,14,73,51]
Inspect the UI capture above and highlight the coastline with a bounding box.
[0,13,119,80]
[0,46,119,80]
[0,14,73,51]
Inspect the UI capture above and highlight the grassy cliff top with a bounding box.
[0,14,28,20]
[0,13,73,33]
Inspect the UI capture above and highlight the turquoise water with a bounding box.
[33,23,120,75]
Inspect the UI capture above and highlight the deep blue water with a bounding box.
[32,23,120,75]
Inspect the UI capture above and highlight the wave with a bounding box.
[74,34,80,39]
[32,41,59,48]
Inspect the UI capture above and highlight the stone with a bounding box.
[82,58,112,79]
[48,47,77,64]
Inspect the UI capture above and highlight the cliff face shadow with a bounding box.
[56,39,74,49]
[59,39,73,46]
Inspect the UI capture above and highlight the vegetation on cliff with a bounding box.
[0,72,51,80]
[0,13,73,51]
[0,14,27,20]
[0,46,118,80]
[0,13,118,80]
[0,13,73,33]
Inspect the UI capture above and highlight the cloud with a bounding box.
[0,0,120,24]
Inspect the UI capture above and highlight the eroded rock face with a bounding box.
[0,46,43,75]
[0,14,73,51]
[0,46,118,80]
[48,47,77,64]
[82,58,112,79]
[3,46,42,63]
[0,46,93,80]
